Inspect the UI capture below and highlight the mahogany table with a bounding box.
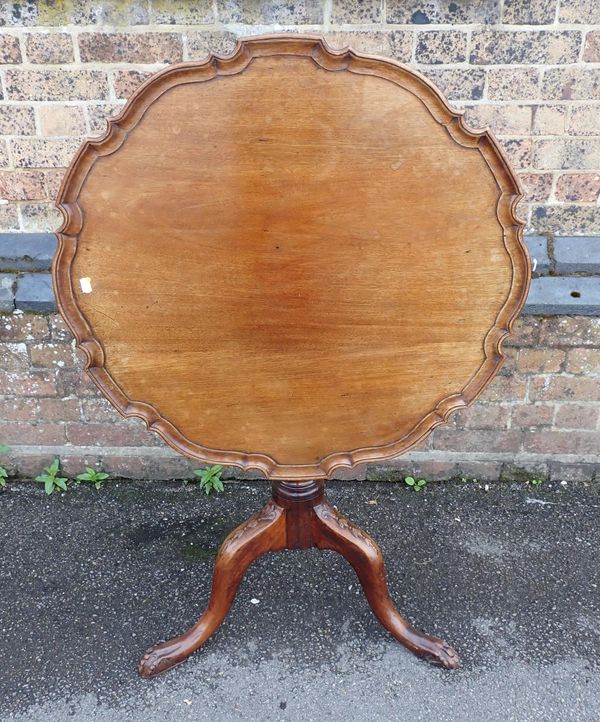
[53,35,530,678]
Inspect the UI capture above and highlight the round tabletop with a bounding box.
[54,35,530,480]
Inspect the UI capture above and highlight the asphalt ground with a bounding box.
[1,478,599,721]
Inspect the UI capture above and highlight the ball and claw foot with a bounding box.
[420,637,460,669]
[139,639,185,679]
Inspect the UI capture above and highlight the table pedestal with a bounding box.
[138,480,459,677]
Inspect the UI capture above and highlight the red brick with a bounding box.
[0,421,65,445]
[38,397,81,422]
[0,170,46,201]
[538,317,600,347]
[530,376,600,402]
[453,404,510,429]
[2,397,39,422]
[29,342,75,369]
[504,317,541,347]
[511,404,554,428]
[479,376,528,402]
[0,342,30,372]
[0,314,50,342]
[81,398,120,423]
[555,174,600,203]
[56,369,99,398]
[517,348,565,374]
[79,32,182,64]
[0,369,57,397]
[554,404,598,430]
[565,348,600,374]
[432,429,522,453]
[49,314,74,342]
[523,429,600,454]
[65,421,162,447]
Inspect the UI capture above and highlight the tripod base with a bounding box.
[138,480,459,678]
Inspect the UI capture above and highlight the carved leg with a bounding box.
[139,498,286,678]
[313,498,459,669]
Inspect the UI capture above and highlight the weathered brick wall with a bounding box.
[3,313,600,482]
[1,1,600,481]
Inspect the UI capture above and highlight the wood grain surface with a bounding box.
[53,35,530,479]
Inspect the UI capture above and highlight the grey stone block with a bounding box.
[0,273,16,311]
[0,233,57,272]
[554,236,600,274]
[524,235,550,274]
[524,276,600,315]
[14,272,56,312]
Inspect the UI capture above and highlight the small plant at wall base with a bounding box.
[0,444,10,488]
[77,467,110,490]
[193,465,225,495]
[35,458,68,495]
[405,476,427,492]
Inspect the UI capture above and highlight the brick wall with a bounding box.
[1,1,600,481]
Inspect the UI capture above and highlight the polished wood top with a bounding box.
[53,35,530,480]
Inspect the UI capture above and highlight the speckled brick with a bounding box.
[419,68,485,101]
[0,171,46,201]
[532,105,567,135]
[218,0,322,24]
[502,0,557,24]
[0,106,35,135]
[519,173,553,203]
[331,0,383,24]
[565,348,600,374]
[486,68,539,101]
[11,137,80,169]
[79,32,182,64]
[517,348,565,374]
[460,104,532,136]
[0,33,21,63]
[24,32,74,64]
[38,105,85,137]
[538,316,600,347]
[555,174,600,202]
[531,205,600,235]
[0,204,18,231]
[542,67,600,101]
[0,1,150,26]
[533,138,600,170]
[151,0,214,24]
[386,0,499,24]
[559,0,600,23]
[20,203,62,233]
[471,31,581,66]
[415,31,467,65]
[112,70,152,100]
[323,31,412,61]
[44,169,65,199]
[185,31,238,60]
[5,69,108,101]
[86,103,125,136]
[568,105,600,136]
[498,138,531,172]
